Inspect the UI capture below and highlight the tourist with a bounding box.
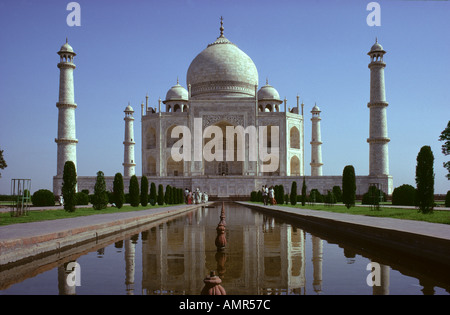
[269,186,275,205]
[262,185,268,205]
[185,188,190,204]
[188,191,192,204]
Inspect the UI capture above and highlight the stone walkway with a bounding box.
[0,203,207,265]
[237,202,450,241]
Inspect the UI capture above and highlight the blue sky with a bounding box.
[0,0,449,194]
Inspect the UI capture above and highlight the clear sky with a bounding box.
[0,0,449,194]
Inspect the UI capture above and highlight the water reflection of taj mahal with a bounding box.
[55,203,391,295]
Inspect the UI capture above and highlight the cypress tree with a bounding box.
[342,165,356,209]
[415,145,435,214]
[93,170,108,210]
[177,188,183,204]
[149,182,157,206]
[301,177,307,206]
[62,161,77,212]
[157,184,164,205]
[140,175,149,207]
[129,175,140,207]
[113,172,125,209]
[165,185,172,204]
[290,181,297,205]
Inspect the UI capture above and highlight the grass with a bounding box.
[2,201,449,226]
[0,203,178,226]
[253,202,450,225]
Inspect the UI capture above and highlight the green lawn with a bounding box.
[2,201,449,227]
[0,204,177,226]
[254,202,450,225]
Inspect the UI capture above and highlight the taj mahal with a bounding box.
[53,19,393,198]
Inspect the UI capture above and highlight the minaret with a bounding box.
[123,104,136,177]
[55,39,78,185]
[367,38,390,176]
[310,104,323,176]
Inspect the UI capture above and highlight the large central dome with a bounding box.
[186,22,258,99]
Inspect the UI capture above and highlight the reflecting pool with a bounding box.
[0,202,449,295]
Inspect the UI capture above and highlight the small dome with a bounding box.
[258,82,281,101]
[125,105,134,112]
[368,38,385,54]
[165,82,188,102]
[58,39,75,55]
[312,104,321,112]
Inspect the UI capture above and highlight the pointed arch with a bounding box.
[290,155,300,176]
[290,126,300,149]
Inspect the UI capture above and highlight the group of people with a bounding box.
[261,185,277,206]
[185,187,209,204]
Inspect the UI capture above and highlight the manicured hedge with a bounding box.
[32,189,55,207]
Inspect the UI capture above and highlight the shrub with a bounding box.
[178,188,183,204]
[62,161,77,212]
[309,189,323,203]
[362,186,384,205]
[113,173,125,209]
[392,184,417,206]
[275,185,284,205]
[324,190,337,205]
[290,181,297,205]
[31,189,55,207]
[92,171,108,210]
[256,190,262,202]
[140,176,149,207]
[301,178,307,206]
[415,145,435,213]
[129,175,140,207]
[250,191,257,202]
[149,182,157,206]
[332,186,342,202]
[157,184,164,205]
[75,191,89,205]
[342,165,356,209]
[165,185,172,205]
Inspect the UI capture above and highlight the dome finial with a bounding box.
[266,77,268,85]
[66,37,68,44]
[376,36,378,43]
[177,76,179,85]
[220,16,224,37]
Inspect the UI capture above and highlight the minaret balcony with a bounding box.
[367,137,390,143]
[57,62,76,69]
[55,138,78,144]
[56,102,77,109]
[367,101,388,108]
[368,61,386,68]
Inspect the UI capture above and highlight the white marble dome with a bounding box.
[165,82,188,102]
[369,39,385,54]
[258,82,281,101]
[59,40,75,54]
[186,35,258,98]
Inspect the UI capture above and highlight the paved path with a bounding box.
[237,202,450,241]
[0,203,208,265]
